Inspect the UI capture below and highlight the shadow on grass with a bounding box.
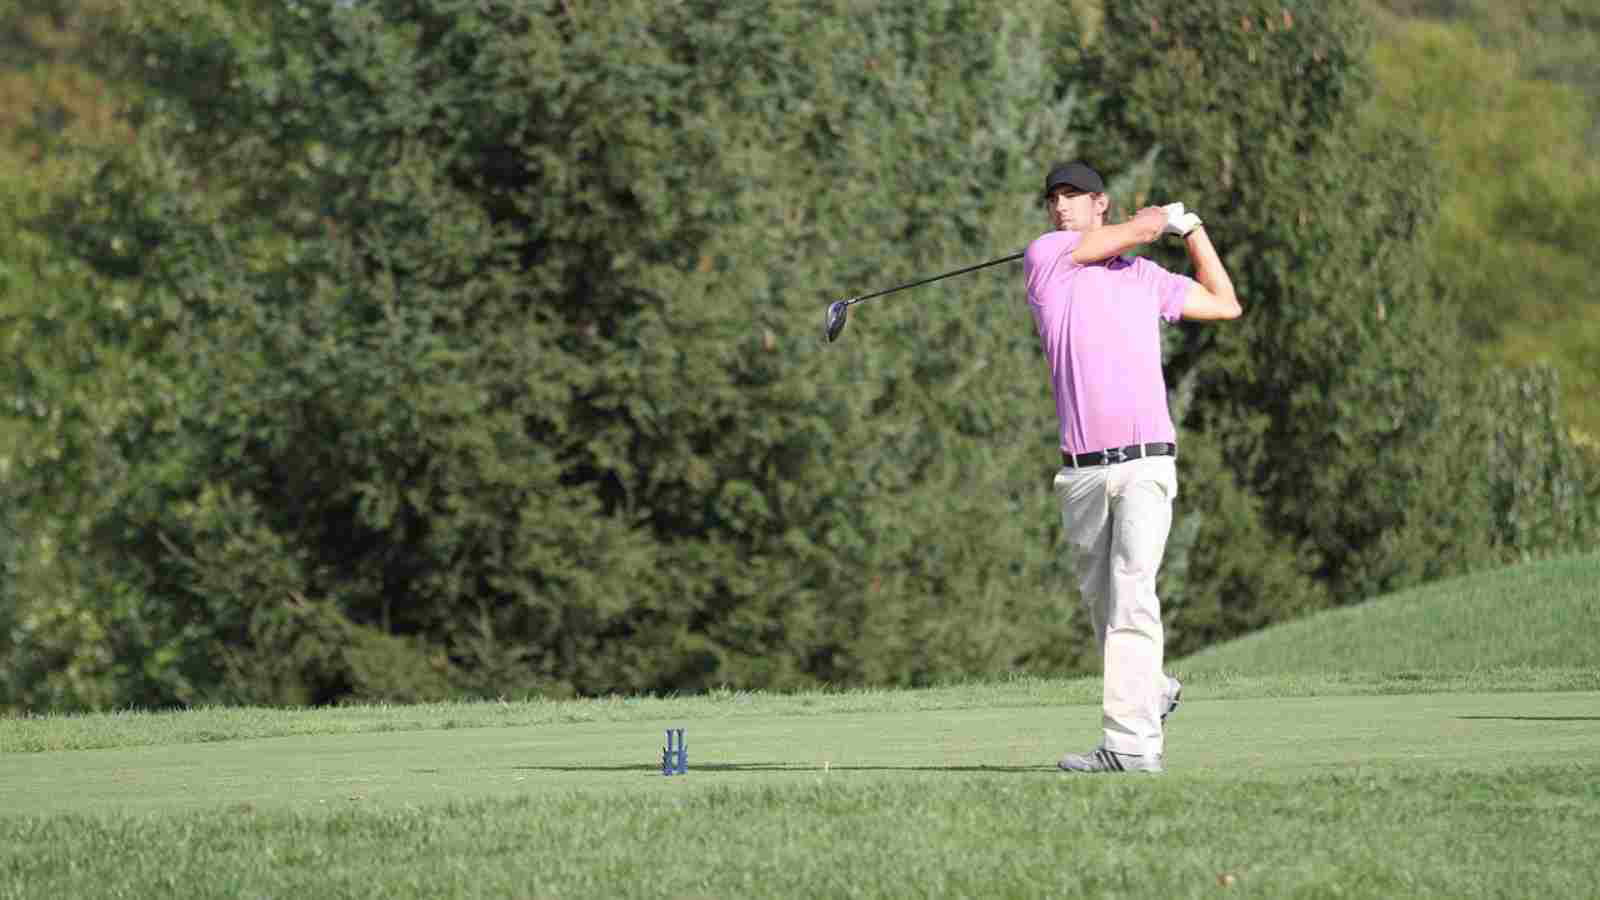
[503,763,1054,774]
[1457,716,1600,722]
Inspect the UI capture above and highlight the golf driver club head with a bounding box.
[823,300,849,343]
[820,249,1021,345]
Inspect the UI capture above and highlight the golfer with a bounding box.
[1024,162,1241,774]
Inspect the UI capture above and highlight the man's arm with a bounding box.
[1178,225,1242,321]
[1069,207,1167,264]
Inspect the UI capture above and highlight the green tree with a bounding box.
[1067,0,1593,605]
[12,0,1111,708]
[1370,12,1600,441]
[11,0,1588,712]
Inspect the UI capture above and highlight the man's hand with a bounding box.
[1133,205,1168,234]
[1162,202,1202,238]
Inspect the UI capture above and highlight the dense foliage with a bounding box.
[2,0,1595,711]
[1370,7,1600,439]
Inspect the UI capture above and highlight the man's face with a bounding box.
[1046,187,1107,232]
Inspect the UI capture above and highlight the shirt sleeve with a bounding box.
[1023,230,1082,304]
[1135,257,1198,323]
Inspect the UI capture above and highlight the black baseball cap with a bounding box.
[1041,162,1105,199]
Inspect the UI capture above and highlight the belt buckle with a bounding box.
[1102,446,1126,465]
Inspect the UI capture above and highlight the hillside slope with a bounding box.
[1178,553,1600,674]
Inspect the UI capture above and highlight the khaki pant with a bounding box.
[1053,455,1177,756]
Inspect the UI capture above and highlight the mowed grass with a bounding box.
[1181,552,1600,675]
[5,666,1598,755]
[3,555,1599,898]
[3,690,1598,899]
[3,689,1598,899]
[5,764,1597,899]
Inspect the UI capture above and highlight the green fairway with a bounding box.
[4,685,1599,898]
[4,763,1597,900]
[4,690,1598,817]
[5,555,1600,897]
[8,666,1600,755]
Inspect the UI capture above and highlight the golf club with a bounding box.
[822,250,1023,343]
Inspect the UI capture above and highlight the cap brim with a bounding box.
[1043,180,1101,198]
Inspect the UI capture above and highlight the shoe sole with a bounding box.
[1058,748,1163,774]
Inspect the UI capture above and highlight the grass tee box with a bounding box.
[2,688,1598,899]
[2,554,1599,898]
[3,689,1599,814]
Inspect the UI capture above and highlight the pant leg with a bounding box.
[1053,466,1112,648]
[1100,457,1177,756]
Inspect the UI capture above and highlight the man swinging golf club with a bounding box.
[1028,162,1241,774]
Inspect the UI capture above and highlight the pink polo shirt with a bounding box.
[1023,229,1195,456]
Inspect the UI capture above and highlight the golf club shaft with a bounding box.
[843,251,1023,307]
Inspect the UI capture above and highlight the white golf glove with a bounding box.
[1161,202,1202,237]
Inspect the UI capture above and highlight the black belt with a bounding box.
[1062,442,1177,468]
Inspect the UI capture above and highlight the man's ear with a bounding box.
[1094,193,1110,217]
